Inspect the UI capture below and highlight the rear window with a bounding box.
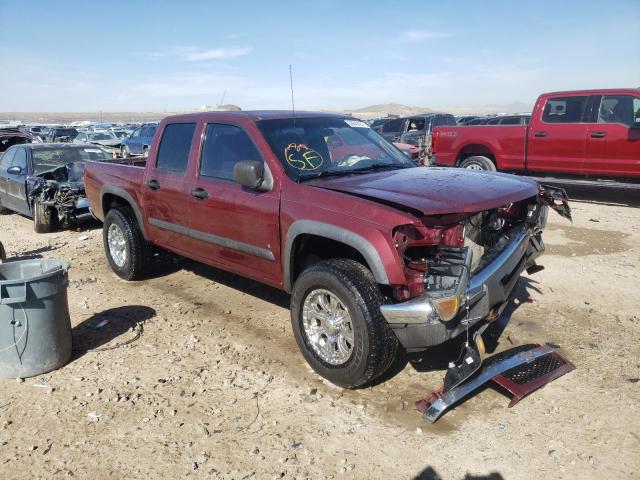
[542,96,588,123]
[381,118,404,132]
[432,115,456,127]
[155,123,196,173]
[54,128,77,136]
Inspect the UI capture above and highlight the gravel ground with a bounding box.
[0,191,639,480]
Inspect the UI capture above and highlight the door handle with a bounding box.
[191,188,208,200]
[591,131,607,138]
[534,131,547,138]
[147,179,160,190]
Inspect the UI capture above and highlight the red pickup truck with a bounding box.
[432,89,640,181]
[84,111,569,388]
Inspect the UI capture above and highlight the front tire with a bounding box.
[459,155,496,171]
[290,259,398,388]
[103,208,151,280]
[121,145,129,159]
[33,201,59,233]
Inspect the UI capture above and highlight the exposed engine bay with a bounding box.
[380,184,571,351]
[28,162,90,225]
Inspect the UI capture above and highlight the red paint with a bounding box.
[85,111,545,295]
[433,89,640,178]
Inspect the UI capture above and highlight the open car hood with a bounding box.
[307,167,540,216]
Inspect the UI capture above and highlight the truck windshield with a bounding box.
[256,117,415,181]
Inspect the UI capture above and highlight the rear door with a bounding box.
[6,147,30,215]
[526,94,589,174]
[585,94,640,178]
[186,122,281,286]
[128,127,142,154]
[141,122,198,250]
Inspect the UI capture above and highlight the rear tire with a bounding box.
[290,259,398,389]
[103,208,151,280]
[33,201,59,233]
[142,147,149,158]
[459,155,496,171]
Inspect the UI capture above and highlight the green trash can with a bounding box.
[0,258,72,378]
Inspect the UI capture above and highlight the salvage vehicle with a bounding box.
[432,89,640,183]
[373,113,457,159]
[42,127,78,143]
[0,127,34,154]
[0,144,112,232]
[121,123,157,158]
[85,111,570,388]
[74,131,121,156]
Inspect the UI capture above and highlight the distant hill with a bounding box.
[344,101,533,119]
[348,103,433,118]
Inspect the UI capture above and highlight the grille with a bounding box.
[501,353,565,385]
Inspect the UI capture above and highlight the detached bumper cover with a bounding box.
[381,225,544,350]
[416,343,575,423]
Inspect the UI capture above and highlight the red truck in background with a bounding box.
[432,89,640,182]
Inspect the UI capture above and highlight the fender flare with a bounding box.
[283,220,389,292]
[100,185,147,239]
[455,141,499,166]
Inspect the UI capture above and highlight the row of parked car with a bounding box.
[18,123,158,158]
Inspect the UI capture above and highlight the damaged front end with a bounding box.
[381,186,570,351]
[28,162,92,226]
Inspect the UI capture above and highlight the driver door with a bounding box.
[6,147,30,215]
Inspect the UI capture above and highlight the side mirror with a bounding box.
[234,160,266,191]
[7,166,22,175]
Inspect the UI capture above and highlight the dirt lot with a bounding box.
[1,191,639,480]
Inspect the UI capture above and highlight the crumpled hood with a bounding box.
[307,167,539,216]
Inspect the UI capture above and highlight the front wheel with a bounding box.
[103,208,151,280]
[459,155,496,171]
[33,201,59,233]
[121,145,129,158]
[290,259,398,388]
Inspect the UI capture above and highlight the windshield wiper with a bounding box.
[297,168,351,182]
[349,163,407,174]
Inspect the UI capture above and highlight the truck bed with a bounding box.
[84,161,145,222]
[432,125,527,170]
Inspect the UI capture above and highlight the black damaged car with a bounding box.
[0,143,113,232]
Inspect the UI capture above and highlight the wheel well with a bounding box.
[290,234,372,285]
[456,145,496,166]
[102,193,133,217]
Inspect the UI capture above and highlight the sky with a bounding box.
[0,0,638,112]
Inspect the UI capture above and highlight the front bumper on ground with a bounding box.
[381,225,544,351]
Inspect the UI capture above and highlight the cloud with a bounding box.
[395,30,450,43]
[141,45,253,61]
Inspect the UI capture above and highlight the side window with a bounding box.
[1,148,16,169]
[542,96,588,123]
[12,148,27,171]
[598,95,637,127]
[131,128,141,138]
[407,117,425,131]
[486,117,501,125]
[155,123,196,173]
[382,119,404,133]
[199,124,261,181]
[500,117,521,125]
[148,126,157,137]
